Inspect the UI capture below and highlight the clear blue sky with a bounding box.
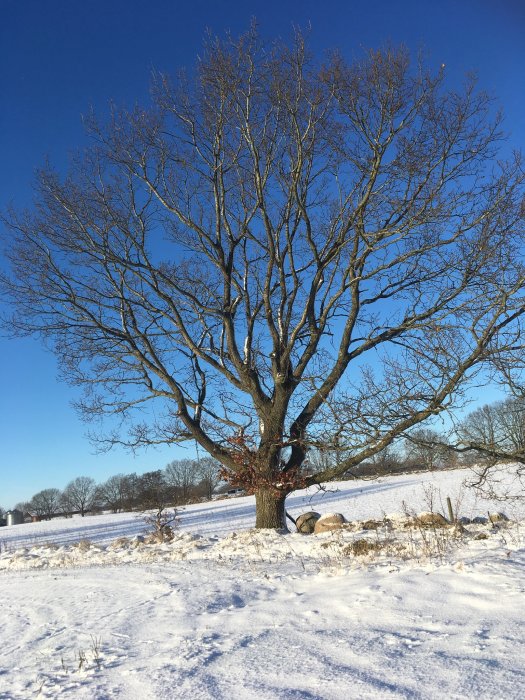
[1,0,524,508]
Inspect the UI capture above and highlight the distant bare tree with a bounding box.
[305,440,354,477]
[164,460,198,504]
[120,473,141,511]
[2,27,524,527]
[458,397,525,468]
[405,429,448,471]
[14,501,31,516]
[368,445,404,475]
[449,397,525,498]
[195,456,222,500]
[59,490,74,518]
[461,398,525,455]
[61,476,98,516]
[138,470,172,510]
[305,448,336,474]
[99,474,127,513]
[29,488,62,520]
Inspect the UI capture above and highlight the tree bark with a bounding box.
[255,488,288,530]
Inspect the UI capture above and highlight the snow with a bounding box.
[1,466,524,698]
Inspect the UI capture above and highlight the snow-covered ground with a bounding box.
[1,466,524,699]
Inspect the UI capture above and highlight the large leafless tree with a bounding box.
[2,29,525,527]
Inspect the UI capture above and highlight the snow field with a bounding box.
[1,466,524,699]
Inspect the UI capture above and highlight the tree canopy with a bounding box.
[3,28,525,527]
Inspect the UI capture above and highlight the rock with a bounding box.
[314,513,347,533]
[475,532,489,540]
[295,512,321,534]
[414,512,449,528]
[472,516,489,525]
[489,512,509,523]
[458,516,471,525]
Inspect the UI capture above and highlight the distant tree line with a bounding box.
[10,433,459,520]
[307,429,462,480]
[12,457,222,520]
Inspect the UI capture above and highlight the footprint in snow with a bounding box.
[206,593,245,613]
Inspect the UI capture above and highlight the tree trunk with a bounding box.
[255,488,288,529]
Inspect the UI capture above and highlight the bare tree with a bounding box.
[367,445,404,475]
[138,469,172,510]
[457,397,525,484]
[29,488,62,520]
[61,476,98,516]
[306,435,349,476]
[164,459,198,504]
[120,473,141,511]
[305,447,336,474]
[461,398,525,456]
[195,456,222,500]
[98,474,127,513]
[404,428,448,471]
[447,397,525,500]
[2,28,525,528]
[14,501,32,516]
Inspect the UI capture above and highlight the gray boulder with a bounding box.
[295,511,321,534]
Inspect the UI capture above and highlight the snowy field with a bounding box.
[1,466,525,699]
